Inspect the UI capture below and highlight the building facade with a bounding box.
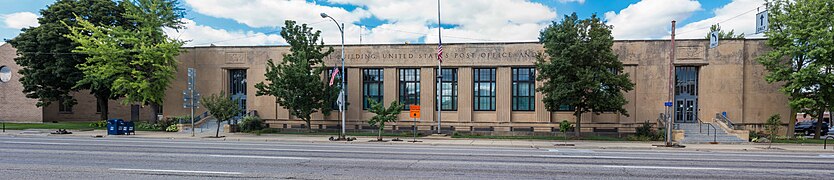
[0,43,156,123]
[0,39,792,133]
[158,39,789,133]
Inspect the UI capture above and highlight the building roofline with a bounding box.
[184,38,766,49]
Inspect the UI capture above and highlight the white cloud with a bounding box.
[184,0,369,45]
[604,0,701,40]
[185,0,556,44]
[332,0,557,44]
[558,0,586,4]
[676,0,765,39]
[2,12,39,29]
[165,18,285,46]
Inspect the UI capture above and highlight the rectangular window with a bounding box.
[58,99,73,113]
[512,68,535,111]
[363,68,384,110]
[156,104,163,115]
[327,67,347,110]
[473,68,496,111]
[436,68,458,111]
[557,105,575,111]
[399,68,420,110]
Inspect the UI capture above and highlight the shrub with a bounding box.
[89,120,107,128]
[165,124,179,132]
[635,121,654,137]
[628,121,664,141]
[239,115,264,132]
[136,121,162,130]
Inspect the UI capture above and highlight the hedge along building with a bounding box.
[159,38,790,134]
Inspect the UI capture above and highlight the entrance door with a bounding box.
[229,69,247,124]
[674,67,698,123]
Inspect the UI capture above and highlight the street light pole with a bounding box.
[321,13,346,140]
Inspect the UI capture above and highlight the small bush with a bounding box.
[635,121,654,137]
[628,121,663,141]
[239,115,264,132]
[165,124,179,132]
[136,121,162,130]
[89,121,107,128]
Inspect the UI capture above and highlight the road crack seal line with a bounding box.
[405,155,428,169]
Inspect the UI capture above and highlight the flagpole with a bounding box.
[436,0,442,134]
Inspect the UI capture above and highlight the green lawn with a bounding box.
[772,138,834,144]
[451,134,626,141]
[251,128,418,137]
[1,122,102,130]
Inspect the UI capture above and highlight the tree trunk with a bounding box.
[378,125,383,141]
[150,103,159,123]
[274,100,278,123]
[814,108,824,139]
[786,108,797,138]
[95,94,109,121]
[306,119,312,133]
[215,119,222,138]
[574,109,582,137]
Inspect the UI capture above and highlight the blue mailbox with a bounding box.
[106,119,124,135]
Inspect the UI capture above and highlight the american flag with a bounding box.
[329,66,339,86]
[437,44,443,63]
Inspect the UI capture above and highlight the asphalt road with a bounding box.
[0,136,832,180]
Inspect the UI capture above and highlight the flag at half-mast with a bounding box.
[329,66,339,86]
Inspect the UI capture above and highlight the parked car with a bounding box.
[794,121,829,136]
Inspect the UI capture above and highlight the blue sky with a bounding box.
[0,0,766,46]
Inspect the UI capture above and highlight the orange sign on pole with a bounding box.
[409,105,420,118]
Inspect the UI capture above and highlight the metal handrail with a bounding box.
[657,113,666,127]
[715,113,736,129]
[178,111,210,124]
[697,116,717,143]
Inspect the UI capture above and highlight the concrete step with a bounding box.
[678,123,748,144]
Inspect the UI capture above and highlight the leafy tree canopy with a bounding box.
[255,20,334,131]
[367,98,403,141]
[536,13,635,136]
[7,0,129,120]
[201,92,241,138]
[704,23,745,39]
[757,0,834,139]
[65,0,185,107]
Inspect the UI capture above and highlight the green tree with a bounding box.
[757,0,834,139]
[559,120,571,145]
[536,13,635,137]
[201,92,241,138]
[255,20,333,132]
[367,98,403,141]
[64,0,185,122]
[764,114,782,149]
[7,0,129,121]
[704,23,745,39]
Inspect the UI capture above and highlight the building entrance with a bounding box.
[674,66,699,123]
[229,69,247,123]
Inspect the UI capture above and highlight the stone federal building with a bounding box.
[0,39,791,133]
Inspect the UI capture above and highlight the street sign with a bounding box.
[409,105,420,118]
[709,31,719,48]
[756,10,768,34]
[664,102,673,107]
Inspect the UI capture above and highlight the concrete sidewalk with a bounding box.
[3,129,834,153]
